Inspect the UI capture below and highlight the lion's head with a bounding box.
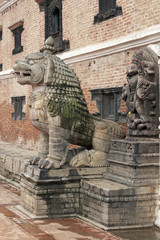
[13,37,92,130]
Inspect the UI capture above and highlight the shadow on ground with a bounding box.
[111,227,160,240]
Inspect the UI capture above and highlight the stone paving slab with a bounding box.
[0,180,124,240]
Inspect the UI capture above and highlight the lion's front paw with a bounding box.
[70,149,108,168]
[38,158,61,169]
[70,150,90,167]
[38,159,50,169]
[29,155,41,165]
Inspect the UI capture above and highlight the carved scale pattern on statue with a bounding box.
[13,37,125,169]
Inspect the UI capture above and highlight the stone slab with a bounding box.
[23,164,108,182]
[80,179,157,228]
[105,138,160,187]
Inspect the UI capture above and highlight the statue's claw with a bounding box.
[38,158,61,169]
[70,156,79,167]
[70,150,108,168]
[46,162,54,170]
[29,156,40,165]
[70,150,89,167]
[38,159,50,169]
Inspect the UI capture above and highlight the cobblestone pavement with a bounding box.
[0,180,124,240]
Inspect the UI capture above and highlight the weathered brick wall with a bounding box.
[68,48,138,114]
[63,0,160,51]
[0,72,39,148]
[0,0,45,70]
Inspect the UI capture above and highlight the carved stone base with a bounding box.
[80,179,157,229]
[20,174,158,229]
[20,147,159,229]
[128,128,158,138]
[20,166,108,218]
[23,164,108,181]
[105,138,159,186]
[21,177,80,218]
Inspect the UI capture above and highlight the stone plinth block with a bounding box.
[105,138,159,186]
[80,179,158,229]
[21,176,80,218]
[23,164,108,181]
[20,165,107,218]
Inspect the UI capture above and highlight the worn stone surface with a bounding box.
[0,141,37,182]
[105,138,159,187]
[80,179,157,228]
[23,164,108,181]
[0,139,159,229]
[0,180,124,240]
[13,37,125,169]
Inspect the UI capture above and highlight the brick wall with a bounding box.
[0,72,39,148]
[0,0,45,70]
[63,0,160,51]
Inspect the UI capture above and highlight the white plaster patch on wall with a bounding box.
[0,69,13,76]
[0,0,18,13]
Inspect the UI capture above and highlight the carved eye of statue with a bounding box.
[29,60,34,65]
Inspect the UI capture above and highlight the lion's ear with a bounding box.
[44,58,54,85]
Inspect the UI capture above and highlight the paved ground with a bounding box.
[0,180,123,240]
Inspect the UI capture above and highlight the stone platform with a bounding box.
[0,140,159,230]
[0,180,125,240]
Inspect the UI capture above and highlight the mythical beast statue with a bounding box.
[13,37,125,169]
[122,45,159,137]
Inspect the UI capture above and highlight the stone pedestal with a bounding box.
[105,138,159,187]
[80,179,157,229]
[20,137,159,229]
[21,177,80,218]
[79,138,159,229]
[20,165,108,218]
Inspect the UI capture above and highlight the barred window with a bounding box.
[90,87,123,122]
[11,25,24,55]
[0,30,2,41]
[53,7,60,34]
[11,96,25,120]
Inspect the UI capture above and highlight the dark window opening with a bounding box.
[99,0,116,14]
[0,31,2,41]
[53,7,60,34]
[94,0,122,24]
[11,25,24,55]
[90,87,125,122]
[11,96,25,120]
[0,64,2,71]
[43,0,69,53]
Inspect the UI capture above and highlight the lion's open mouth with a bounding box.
[14,70,32,85]
[15,71,31,78]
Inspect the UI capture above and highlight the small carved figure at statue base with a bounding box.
[13,37,125,169]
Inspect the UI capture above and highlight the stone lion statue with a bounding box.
[13,37,125,169]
